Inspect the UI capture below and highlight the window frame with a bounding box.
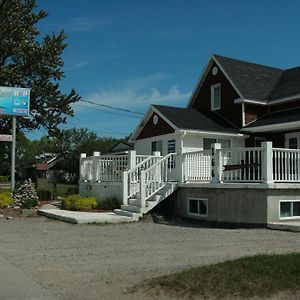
[187,198,208,217]
[279,200,300,219]
[211,83,221,111]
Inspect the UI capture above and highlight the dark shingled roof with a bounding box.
[214,55,283,102]
[153,105,238,134]
[269,67,300,101]
[243,107,300,129]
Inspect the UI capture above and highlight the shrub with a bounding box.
[100,196,121,210]
[37,189,52,201]
[0,176,8,182]
[23,198,38,209]
[62,194,97,211]
[64,186,79,196]
[0,192,14,208]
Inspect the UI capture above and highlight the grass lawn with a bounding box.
[139,253,300,299]
[36,181,78,197]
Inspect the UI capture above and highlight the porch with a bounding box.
[79,142,300,221]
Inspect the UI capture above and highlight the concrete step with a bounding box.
[113,209,142,220]
[128,198,140,206]
[121,205,141,213]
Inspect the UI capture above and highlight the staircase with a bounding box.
[114,153,178,219]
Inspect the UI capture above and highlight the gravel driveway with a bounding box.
[0,217,299,300]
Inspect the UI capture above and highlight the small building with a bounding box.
[79,54,300,226]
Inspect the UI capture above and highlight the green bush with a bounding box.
[62,194,97,211]
[23,198,38,209]
[64,186,79,196]
[0,192,14,208]
[100,196,121,210]
[0,176,8,182]
[37,189,52,201]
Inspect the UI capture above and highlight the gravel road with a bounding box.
[0,217,299,300]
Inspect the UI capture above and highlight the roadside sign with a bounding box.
[0,134,12,142]
[0,86,30,116]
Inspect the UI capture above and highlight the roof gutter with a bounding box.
[242,120,300,133]
[234,98,268,105]
[178,129,247,138]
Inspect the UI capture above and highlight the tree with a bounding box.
[0,0,80,135]
[52,128,117,180]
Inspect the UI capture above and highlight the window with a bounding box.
[203,138,231,150]
[167,140,176,168]
[151,140,162,154]
[289,138,298,149]
[188,198,208,217]
[211,84,221,110]
[280,201,300,218]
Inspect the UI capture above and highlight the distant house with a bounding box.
[106,140,134,155]
[79,54,300,226]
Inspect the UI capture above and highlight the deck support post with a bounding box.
[211,143,222,183]
[92,151,100,182]
[122,171,128,205]
[262,141,273,183]
[79,153,87,182]
[128,150,136,170]
[140,170,146,208]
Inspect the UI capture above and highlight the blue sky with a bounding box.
[28,0,300,139]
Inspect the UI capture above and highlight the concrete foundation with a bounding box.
[176,183,300,225]
[79,181,123,202]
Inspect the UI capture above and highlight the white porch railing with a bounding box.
[220,147,263,182]
[80,151,154,182]
[183,150,211,182]
[273,148,300,182]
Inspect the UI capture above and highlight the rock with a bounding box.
[0,214,4,219]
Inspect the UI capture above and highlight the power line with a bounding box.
[75,103,142,119]
[79,99,144,116]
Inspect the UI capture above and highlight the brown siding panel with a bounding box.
[136,113,175,140]
[244,104,268,125]
[189,62,242,127]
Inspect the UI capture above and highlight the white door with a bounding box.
[285,132,300,149]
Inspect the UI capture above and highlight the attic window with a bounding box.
[211,83,221,111]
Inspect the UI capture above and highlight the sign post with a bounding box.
[0,86,30,192]
[11,116,16,191]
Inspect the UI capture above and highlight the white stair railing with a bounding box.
[140,153,177,208]
[122,155,162,205]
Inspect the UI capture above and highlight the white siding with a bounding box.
[134,132,246,155]
[134,133,180,156]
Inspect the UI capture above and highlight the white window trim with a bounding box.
[279,200,300,220]
[188,198,208,217]
[211,83,221,111]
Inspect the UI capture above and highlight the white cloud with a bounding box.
[61,17,111,32]
[76,85,190,112]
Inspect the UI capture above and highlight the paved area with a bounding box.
[0,255,57,300]
[38,207,134,224]
[0,217,299,300]
[268,221,300,232]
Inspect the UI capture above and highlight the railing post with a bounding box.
[262,141,273,183]
[79,153,86,182]
[211,143,222,183]
[140,170,146,208]
[92,151,100,182]
[122,171,128,205]
[128,150,136,170]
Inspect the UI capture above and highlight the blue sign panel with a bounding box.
[0,86,30,117]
